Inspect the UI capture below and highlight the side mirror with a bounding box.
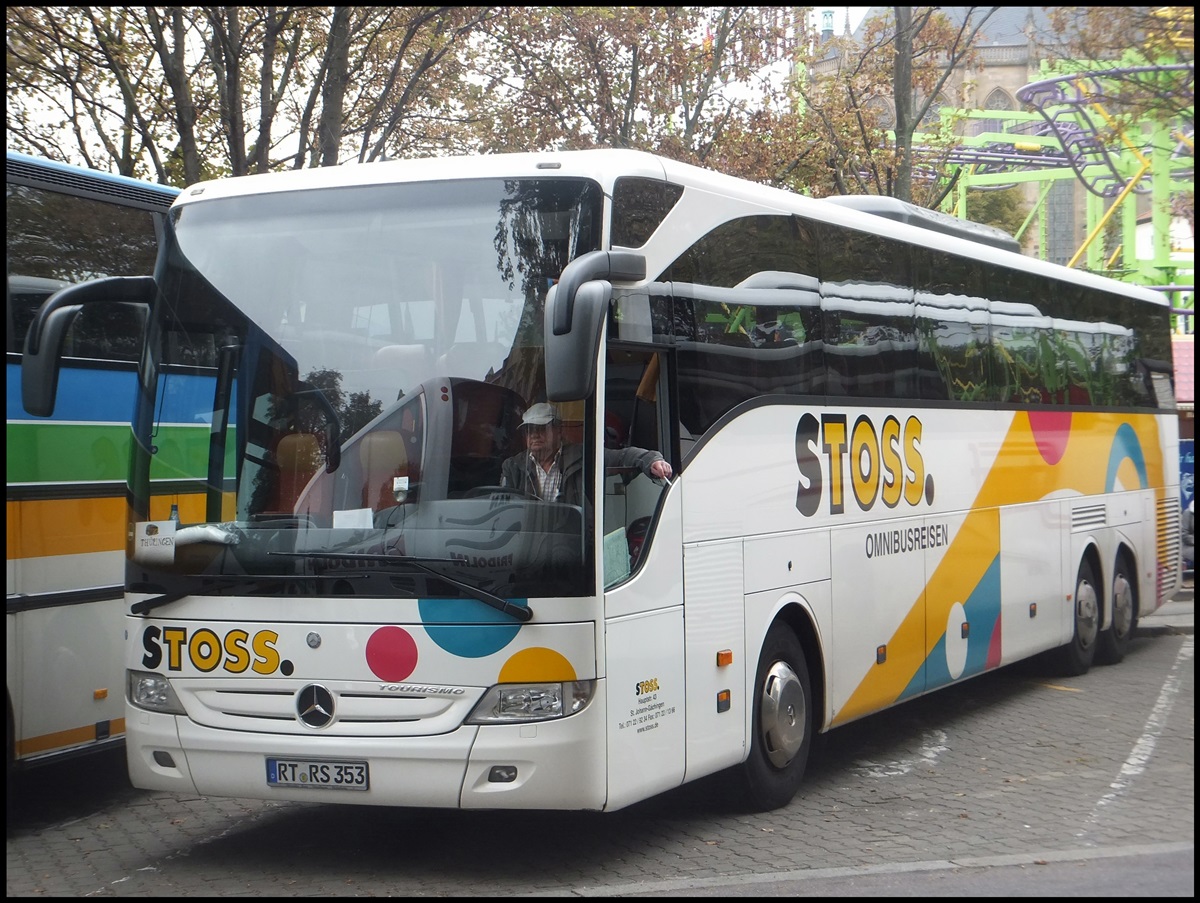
[22,276,157,417]
[545,280,611,402]
[544,251,646,403]
[551,250,645,336]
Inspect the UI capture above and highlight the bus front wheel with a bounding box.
[1056,558,1100,676]
[738,623,812,811]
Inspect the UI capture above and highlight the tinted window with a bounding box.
[1120,293,1175,410]
[817,224,916,399]
[987,268,1056,405]
[662,214,813,287]
[7,182,160,358]
[913,248,989,402]
[648,210,1170,415]
[1054,281,1109,406]
[611,177,683,248]
[656,215,823,435]
[667,282,823,435]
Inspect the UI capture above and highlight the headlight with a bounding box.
[127,669,185,714]
[466,680,595,724]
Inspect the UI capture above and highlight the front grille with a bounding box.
[172,678,482,736]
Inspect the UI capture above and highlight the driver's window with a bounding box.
[603,349,669,586]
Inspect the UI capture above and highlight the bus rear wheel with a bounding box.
[1097,554,1137,665]
[737,623,812,812]
[1056,558,1099,676]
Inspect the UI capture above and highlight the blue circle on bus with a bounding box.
[418,597,527,658]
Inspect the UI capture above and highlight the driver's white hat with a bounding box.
[520,402,560,427]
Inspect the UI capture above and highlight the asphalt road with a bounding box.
[7,627,1194,897]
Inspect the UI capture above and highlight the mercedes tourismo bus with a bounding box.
[7,151,180,771]
[22,149,1181,811]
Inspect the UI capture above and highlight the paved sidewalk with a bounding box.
[1138,574,1195,635]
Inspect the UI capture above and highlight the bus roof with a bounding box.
[168,148,1169,309]
[6,150,179,210]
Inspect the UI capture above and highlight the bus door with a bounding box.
[599,344,687,810]
[601,347,675,580]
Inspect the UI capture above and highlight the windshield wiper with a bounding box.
[129,573,367,615]
[268,551,533,623]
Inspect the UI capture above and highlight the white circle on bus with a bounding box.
[945,601,968,680]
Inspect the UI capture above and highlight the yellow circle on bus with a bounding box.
[499,647,577,682]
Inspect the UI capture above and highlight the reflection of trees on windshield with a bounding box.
[7,184,161,282]
[8,183,163,359]
[493,180,575,301]
[490,179,604,402]
[303,368,381,440]
[245,366,383,519]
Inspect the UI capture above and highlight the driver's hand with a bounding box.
[649,459,672,480]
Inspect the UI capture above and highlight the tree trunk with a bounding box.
[892,6,915,203]
[317,7,352,167]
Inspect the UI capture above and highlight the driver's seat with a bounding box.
[273,432,320,513]
[359,430,408,511]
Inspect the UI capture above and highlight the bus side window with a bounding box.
[816,224,917,400]
[988,269,1056,405]
[913,248,987,403]
[7,181,160,358]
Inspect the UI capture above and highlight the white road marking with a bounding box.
[1078,635,1193,841]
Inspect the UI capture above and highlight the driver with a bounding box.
[500,402,672,503]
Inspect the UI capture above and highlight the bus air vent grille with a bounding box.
[1071,505,1106,531]
[1156,496,1181,572]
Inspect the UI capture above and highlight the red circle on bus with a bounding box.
[1028,411,1072,465]
[365,626,418,681]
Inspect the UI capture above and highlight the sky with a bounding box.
[809,7,871,36]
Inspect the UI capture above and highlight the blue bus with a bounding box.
[7,151,181,770]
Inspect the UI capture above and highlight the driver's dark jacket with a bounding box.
[500,442,664,503]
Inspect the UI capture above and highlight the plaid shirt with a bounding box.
[529,448,564,500]
[501,441,584,502]
[501,441,661,503]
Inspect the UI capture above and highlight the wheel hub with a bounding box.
[1076,579,1099,649]
[1111,574,1133,639]
[759,661,807,768]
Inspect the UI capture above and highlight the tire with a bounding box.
[737,623,812,812]
[1096,554,1137,665]
[1055,558,1100,676]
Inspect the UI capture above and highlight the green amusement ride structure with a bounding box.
[926,54,1194,326]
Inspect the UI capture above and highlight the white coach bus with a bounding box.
[22,149,1181,811]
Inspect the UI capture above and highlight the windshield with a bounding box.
[131,176,604,604]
